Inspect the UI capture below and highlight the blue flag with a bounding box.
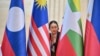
[91,0,100,42]
[1,0,27,56]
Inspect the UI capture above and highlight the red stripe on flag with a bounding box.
[27,46,32,56]
[85,20,100,56]
[1,32,15,56]
[31,18,50,55]
[56,34,76,56]
[29,31,42,56]
[42,25,50,42]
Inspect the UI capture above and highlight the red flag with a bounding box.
[85,20,100,56]
[85,0,100,56]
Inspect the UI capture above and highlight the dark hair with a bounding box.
[49,20,59,29]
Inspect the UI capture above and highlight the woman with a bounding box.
[49,20,60,56]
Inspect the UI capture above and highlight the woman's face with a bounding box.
[50,23,58,34]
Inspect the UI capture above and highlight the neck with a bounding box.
[51,33,57,36]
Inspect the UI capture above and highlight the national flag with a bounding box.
[1,0,27,56]
[0,45,2,56]
[56,0,83,56]
[84,0,100,56]
[27,0,50,56]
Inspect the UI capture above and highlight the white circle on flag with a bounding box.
[7,7,24,32]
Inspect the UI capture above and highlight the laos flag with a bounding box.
[85,0,100,56]
[1,0,27,56]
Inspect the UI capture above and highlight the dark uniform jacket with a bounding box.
[50,32,60,56]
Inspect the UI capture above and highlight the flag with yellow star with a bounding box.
[27,0,50,56]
